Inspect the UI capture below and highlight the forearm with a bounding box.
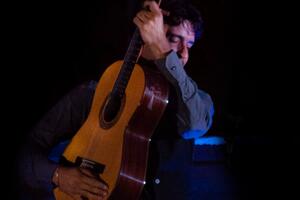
[18,81,95,191]
[177,83,214,138]
[18,138,59,190]
[154,51,214,137]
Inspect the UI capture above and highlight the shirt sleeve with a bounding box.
[154,51,214,139]
[17,81,96,191]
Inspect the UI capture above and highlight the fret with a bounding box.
[112,28,144,98]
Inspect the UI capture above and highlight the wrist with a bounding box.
[142,37,171,60]
[152,40,171,59]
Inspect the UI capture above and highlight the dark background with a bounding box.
[3,0,298,199]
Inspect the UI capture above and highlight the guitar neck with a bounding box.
[112,28,143,98]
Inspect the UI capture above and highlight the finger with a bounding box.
[80,182,108,197]
[79,172,108,191]
[161,9,170,16]
[136,13,146,23]
[81,189,105,200]
[72,194,82,200]
[143,1,161,14]
[137,11,151,22]
[80,168,96,177]
[133,17,143,28]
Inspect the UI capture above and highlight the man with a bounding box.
[18,0,214,199]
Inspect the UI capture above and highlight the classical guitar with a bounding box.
[54,3,169,200]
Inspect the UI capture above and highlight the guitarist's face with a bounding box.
[166,20,195,66]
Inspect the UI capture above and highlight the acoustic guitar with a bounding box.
[54,5,169,200]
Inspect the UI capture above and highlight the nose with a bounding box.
[177,44,189,65]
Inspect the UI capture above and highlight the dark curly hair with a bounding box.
[160,0,204,40]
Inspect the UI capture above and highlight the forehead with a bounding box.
[167,20,195,41]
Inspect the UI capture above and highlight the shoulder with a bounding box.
[77,80,98,91]
[63,80,98,104]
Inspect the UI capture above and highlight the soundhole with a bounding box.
[100,93,125,129]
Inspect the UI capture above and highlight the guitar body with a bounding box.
[54,60,169,200]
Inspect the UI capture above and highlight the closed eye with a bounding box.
[168,35,181,43]
[167,32,194,49]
